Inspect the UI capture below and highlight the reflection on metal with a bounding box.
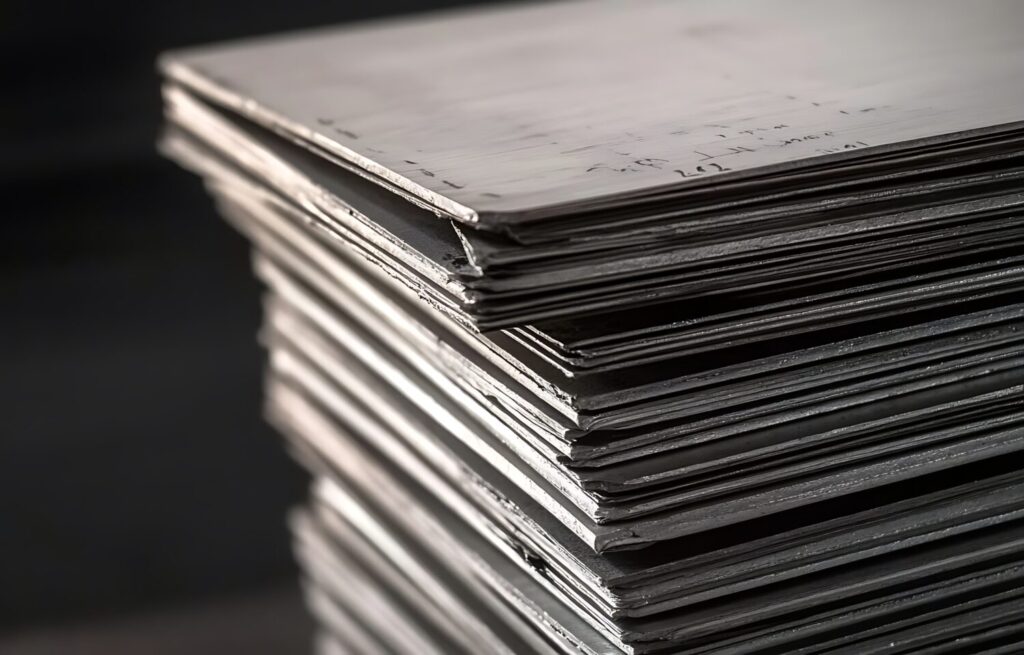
[160,1,1024,651]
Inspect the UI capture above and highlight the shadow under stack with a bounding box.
[160,1,1024,652]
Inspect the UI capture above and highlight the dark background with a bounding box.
[2,0,492,648]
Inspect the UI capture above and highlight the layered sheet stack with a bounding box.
[160,1,1024,652]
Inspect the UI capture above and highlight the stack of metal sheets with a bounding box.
[160,1,1024,652]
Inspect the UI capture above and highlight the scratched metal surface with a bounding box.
[162,0,1024,224]
[156,3,1024,649]
[162,83,1024,331]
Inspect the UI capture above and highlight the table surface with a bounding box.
[0,583,314,655]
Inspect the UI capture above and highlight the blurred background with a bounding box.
[1,0,494,652]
